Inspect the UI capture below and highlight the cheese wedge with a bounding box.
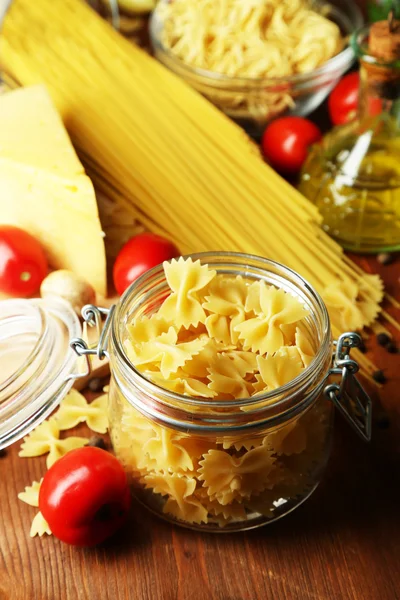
[0,85,106,295]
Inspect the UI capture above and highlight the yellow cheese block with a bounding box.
[0,158,106,295]
[0,85,84,176]
[0,86,106,296]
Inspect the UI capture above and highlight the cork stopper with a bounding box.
[369,15,400,62]
[362,13,400,96]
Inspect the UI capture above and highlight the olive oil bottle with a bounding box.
[299,16,400,252]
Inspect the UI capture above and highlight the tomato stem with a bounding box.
[20,271,32,282]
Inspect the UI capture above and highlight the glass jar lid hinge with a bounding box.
[324,332,372,442]
[66,304,114,382]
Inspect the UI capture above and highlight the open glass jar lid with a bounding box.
[0,297,81,449]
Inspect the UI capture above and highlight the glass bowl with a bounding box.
[150,0,364,137]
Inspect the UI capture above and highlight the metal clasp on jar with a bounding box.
[324,332,372,442]
[68,306,372,442]
[66,304,115,382]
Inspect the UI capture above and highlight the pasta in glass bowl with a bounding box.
[150,0,363,136]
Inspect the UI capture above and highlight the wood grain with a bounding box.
[1,0,400,594]
[1,254,399,600]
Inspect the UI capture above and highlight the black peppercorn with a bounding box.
[88,377,105,393]
[386,341,398,354]
[376,413,391,429]
[376,333,391,347]
[358,338,367,353]
[377,253,395,266]
[372,370,386,384]
[88,436,107,450]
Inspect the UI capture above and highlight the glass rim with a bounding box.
[0,297,81,449]
[0,300,48,394]
[111,252,332,427]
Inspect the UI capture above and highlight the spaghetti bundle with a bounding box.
[0,0,390,380]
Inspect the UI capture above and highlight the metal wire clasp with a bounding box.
[66,304,115,382]
[324,332,372,442]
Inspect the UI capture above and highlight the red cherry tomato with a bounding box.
[0,225,48,297]
[39,447,131,547]
[328,72,382,126]
[113,232,179,296]
[261,116,322,176]
[328,72,360,125]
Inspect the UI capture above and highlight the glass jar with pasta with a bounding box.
[73,253,371,531]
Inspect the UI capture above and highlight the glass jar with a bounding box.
[75,252,370,532]
[0,297,81,449]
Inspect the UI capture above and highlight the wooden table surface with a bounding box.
[0,254,399,600]
[1,1,400,597]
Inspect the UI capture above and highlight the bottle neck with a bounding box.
[358,60,400,123]
[351,24,400,124]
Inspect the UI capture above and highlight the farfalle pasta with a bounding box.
[18,480,52,538]
[158,257,216,328]
[109,257,332,529]
[19,417,89,468]
[235,283,309,355]
[55,389,108,434]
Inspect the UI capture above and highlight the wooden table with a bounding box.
[0,255,399,600]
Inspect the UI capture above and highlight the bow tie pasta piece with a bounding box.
[219,435,264,451]
[18,479,52,537]
[121,404,159,444]
[280,322,299,346]
[178,435,216,461]
[146,370,217,398]
[205,313,232,346]
[126,314,172,345]
[181,338,220,378]
[19,417,89,468]
[321,278,365,332]
[205,310,246,346]
[195,488,247,522]
[112,427,158,475]
[119,405,162,472]
[264,420,307,456]
[177,323,208,343]
[55,389,108,433]
[18,479,42,507]
[251,374,268,396]
[236,283,309,355]
[222,351,258,376]
[256,347,304,391]
[207,354,254,399]
[143,472,208,524]
[244,280,263,315]
[158,257,217,328]
[203,275,248,316]
[295,326,316,368]
[125,327,208,378]
[198,444,276,504]
[30,511,52,538]
[143,426,197,472]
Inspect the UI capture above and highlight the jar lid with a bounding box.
[0,297,81,449]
